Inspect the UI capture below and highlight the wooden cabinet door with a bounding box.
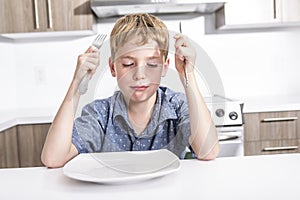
[297,111,300,139]
[0,0,94,34]
[244,113,260,142]
[0,127,19,168]
[49,0,95,32]
[261,139,299,155]
[244,111,299,156]
[244,141,262,156]
[1,0,51,33]
[259,111,298,140]
[0,0,40,33]
[245,139,299,156]
[17,124,50,167]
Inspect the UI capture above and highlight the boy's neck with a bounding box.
[127,93,157,115]
[126,92,157,135]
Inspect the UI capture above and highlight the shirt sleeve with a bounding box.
[170,92,191,158]
[72,100,107,153]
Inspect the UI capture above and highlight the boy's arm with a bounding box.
[183,73,220,160]
[174,34,220,160]
[41,46,100,168]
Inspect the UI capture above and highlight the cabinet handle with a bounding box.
[262,146,298,152]
[261,117,298,122]
[33,0,40,29]
[47,0,53,29]
[273,0,277,19]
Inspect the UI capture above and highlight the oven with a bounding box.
[217,126,244,157]
[205,95,244,157]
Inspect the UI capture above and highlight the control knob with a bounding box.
[229,112,238,120]
[215,109,225,117]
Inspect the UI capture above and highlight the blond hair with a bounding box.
[110,13,169,60]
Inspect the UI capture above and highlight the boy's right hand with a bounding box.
[173,33,196,78]
[73,46,100,92]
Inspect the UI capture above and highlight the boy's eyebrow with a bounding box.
[119,55,161,60]
[119,55,134,59]
[147,56,161,59]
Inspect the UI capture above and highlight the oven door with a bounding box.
[217,126,244,157]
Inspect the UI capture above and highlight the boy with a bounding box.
[41,13,219,168]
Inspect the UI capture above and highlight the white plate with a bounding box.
[63,149,180,184]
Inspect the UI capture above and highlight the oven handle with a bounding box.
[217,129,243,141]
[218,135,239,141]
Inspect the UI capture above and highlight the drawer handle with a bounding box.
[47,0,53,29]
[262,146,299,151]
[261,117,298,122]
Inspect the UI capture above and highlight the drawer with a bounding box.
[244,141,262,156]
[259,111,298,140]
[244,113,260,141]
[245,139,299,156]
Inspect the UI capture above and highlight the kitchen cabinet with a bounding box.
[0,127,19,168]
[298,111,300,153]
[0,0,95,34]
[244,111,299,156]
[0,123,50,168]
[17,124,50,167]
[215,0,300,29]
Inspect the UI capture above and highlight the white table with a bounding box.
[1,153,300,200]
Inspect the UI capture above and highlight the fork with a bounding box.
[78,34,107,95]
[179,22,189,88]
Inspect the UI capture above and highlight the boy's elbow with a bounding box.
[197,153,217,161]
[41,152,65,168]
[196,143,220,161]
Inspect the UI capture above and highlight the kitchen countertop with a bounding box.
[0,153,299,200]
[0,108,56,132]
[242,95,300,113]
[1,95,300,132]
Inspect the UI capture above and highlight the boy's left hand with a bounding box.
[174,33,196,77]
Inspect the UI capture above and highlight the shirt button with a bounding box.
[136,140,140,145]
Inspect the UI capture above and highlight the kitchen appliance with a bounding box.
[204,95,244,157]
[91,0,225,18]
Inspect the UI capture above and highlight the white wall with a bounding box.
[201,29,300,99]
[0,41,17,110]
[177,17,300,99]
[13,37,93,110]
[1,16,300,111]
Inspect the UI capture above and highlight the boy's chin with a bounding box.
[124,85,158,103]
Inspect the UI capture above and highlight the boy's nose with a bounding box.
[132,65,146,80]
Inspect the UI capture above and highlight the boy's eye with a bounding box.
[122,63,134,67]
[146,63,159,68]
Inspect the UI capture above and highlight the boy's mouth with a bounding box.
[130,85,149,91]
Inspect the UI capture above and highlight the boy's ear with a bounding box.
[109,57,116,77]
[161,57,170,77]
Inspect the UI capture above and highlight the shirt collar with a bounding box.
[112,87,178,126]
[151,87,178,126]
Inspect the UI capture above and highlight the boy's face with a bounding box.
[109,37,169,103]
